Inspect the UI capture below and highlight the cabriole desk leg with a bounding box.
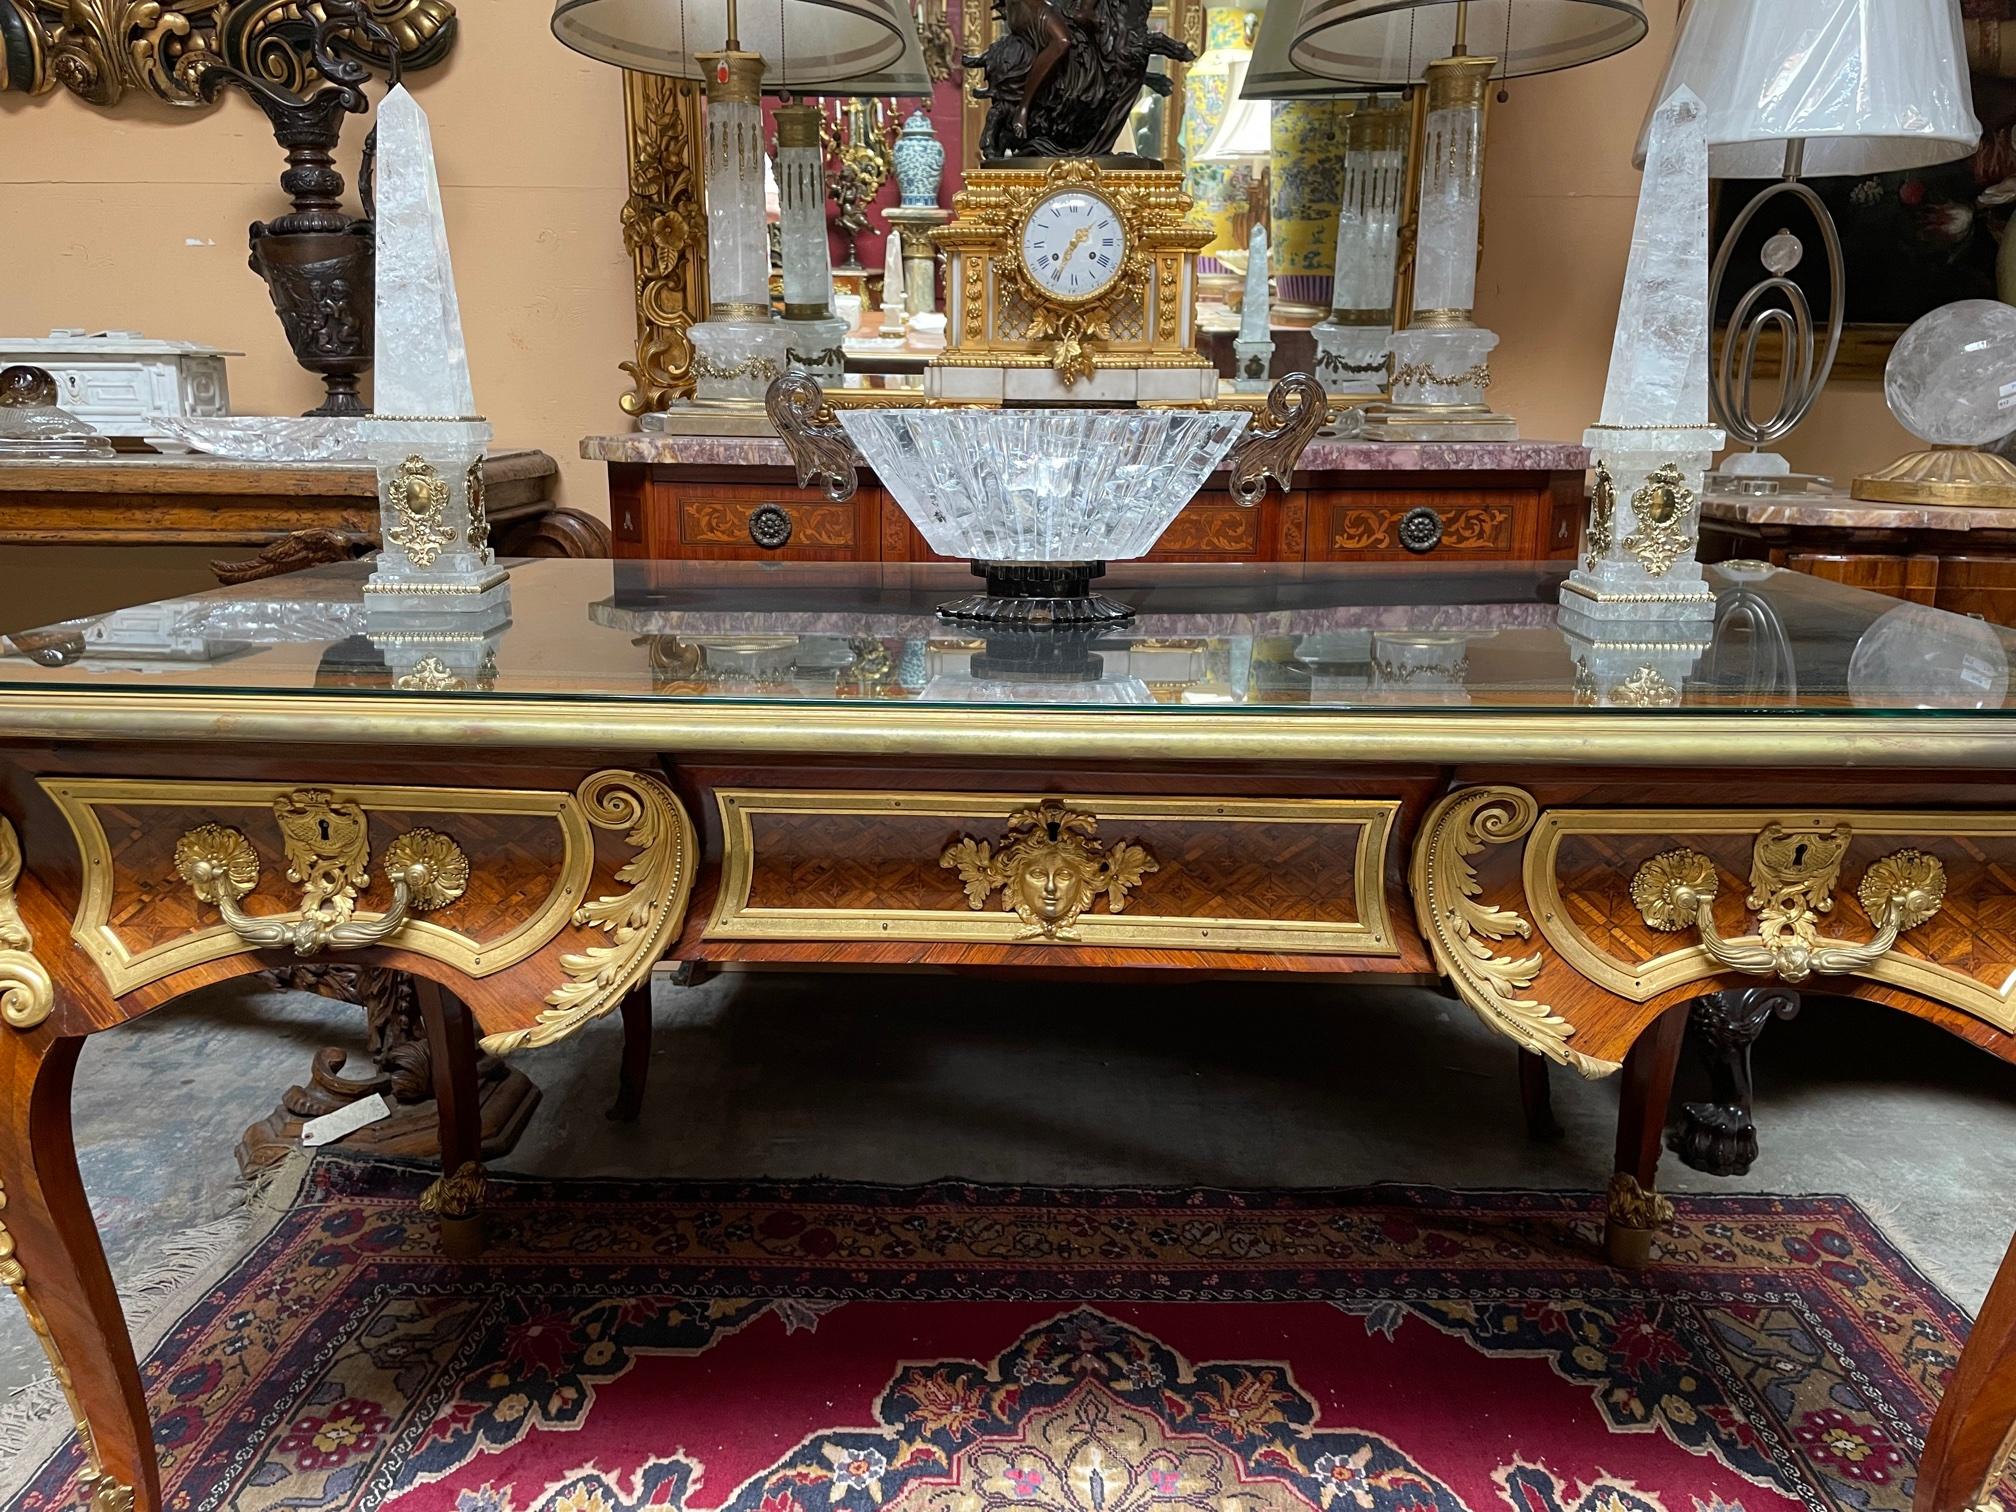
[0,1028,153,1511]
[609,983,652,1123]
[418,980,487,1261]
[1605,1003,1687,1270]
[1915,1229,2016,1512]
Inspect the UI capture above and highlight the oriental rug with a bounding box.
[2,1159,1985,1512]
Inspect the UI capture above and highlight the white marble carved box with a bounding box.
[0,330,236,446]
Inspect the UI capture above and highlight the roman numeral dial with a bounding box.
[1018,189,1128,303]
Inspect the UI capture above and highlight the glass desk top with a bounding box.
[1,557,2011,719]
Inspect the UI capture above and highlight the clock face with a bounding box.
[1019,190,1128,303]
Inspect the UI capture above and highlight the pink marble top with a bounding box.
[579,431,1589,473]
[1701,491,2016,533]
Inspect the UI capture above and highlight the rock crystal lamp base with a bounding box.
[1311,321,1389,397]
[1357,325,1516,440]
[781,316,850,386]
[690,319,793,406]
[1706,448,1831,498]
[937,562,1136,627]
[1852,445,2016,508]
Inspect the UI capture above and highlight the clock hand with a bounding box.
[1060,226,1091,266]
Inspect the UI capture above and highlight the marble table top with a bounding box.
[1701,489,2016,533]
[580,431,1589,473]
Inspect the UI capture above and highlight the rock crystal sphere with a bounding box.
[837,407,1251,563]
[1884,300,2016,447]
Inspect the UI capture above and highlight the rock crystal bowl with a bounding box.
[837,406,1250,625]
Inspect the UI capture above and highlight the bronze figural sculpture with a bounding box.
[965,0,1193,161]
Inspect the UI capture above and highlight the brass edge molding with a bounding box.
[14,691,2016,767]
[0,0,455,107]
[1410,787,1618,1078]
[0,815,53,1030]
[0,1179,133,1509]
[705,790,1400,955]
[39,779,593,998]
[479,769,694,1055]
[1526,808,2016,1033]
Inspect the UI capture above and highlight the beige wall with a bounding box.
[1,1,1910,521]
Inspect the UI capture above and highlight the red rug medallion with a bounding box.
[5,1159,1985,1512]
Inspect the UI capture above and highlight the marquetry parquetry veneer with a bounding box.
[21,770,694,1054]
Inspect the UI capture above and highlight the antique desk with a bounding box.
[1,557,2015,1511]
[583,432,1588,566]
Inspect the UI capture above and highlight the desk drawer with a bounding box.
[704,789,1401,954]
[668,483,878,560]
[1311,496,1519,559]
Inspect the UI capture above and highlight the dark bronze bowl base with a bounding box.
[937,561,1134,627]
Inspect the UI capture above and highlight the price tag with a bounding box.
[301,1093,393,1148]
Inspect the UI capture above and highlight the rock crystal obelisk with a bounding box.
[1233,224,1275,393]
[364,84,505,617]
[1561,87,1724,628]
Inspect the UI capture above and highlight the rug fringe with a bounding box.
[1855,1193,1975,1312]
[0,1147,313,1505]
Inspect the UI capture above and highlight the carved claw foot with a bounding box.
[1603,1172,1674,1270]
[1666,987,1801,1177]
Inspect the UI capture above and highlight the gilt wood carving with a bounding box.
[619,69,707,415]
[0,0,454,107]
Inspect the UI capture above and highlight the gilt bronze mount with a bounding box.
[1631,822,1946,985]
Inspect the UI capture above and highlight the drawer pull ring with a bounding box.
[175,800,468,958]
[1398,507,1444,553]
[1630,821,1944,984]
[748,504,794,549]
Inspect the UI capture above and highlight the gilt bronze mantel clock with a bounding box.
[922,0,1216,406]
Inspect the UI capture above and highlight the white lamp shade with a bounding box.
[1200,58,1276,160]
[1245,0,1367,99]
[1634,0,1980,175]
[552,0,931,94]
[1288,0,1647,85]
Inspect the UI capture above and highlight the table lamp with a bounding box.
[1289,0,1648,439]
[553,0,923,405]
[1637,0,1979,495]
[775,46,929,379]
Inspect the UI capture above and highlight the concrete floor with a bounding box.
[4,971,2015,1403]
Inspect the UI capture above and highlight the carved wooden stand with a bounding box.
[236,964,539,1173]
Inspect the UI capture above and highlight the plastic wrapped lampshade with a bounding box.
[1633,0,1978,175]
[1288,0,1646,85]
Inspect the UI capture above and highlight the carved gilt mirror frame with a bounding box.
[0,0,455,106]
